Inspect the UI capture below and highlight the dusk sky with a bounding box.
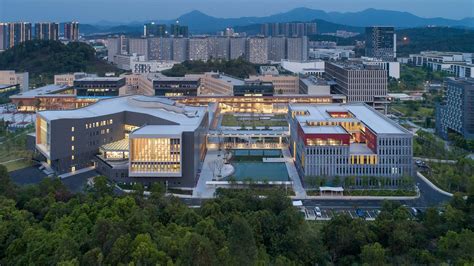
[0,0,472,23]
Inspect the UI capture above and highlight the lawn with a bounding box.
[221,114,288,127]
[420,159,473,194]
[1,159,35,172]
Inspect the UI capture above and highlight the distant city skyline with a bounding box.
[0,0,472,23]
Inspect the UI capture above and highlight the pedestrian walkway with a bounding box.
[282,148,307,198]
[58,166,96,179]
[193,148,220,198]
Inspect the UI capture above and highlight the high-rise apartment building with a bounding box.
[34,22,59,41]
[169,23,189,37]
[208,37,229,60]
[261,22,317,37]
[64,22,79,41]
[246,37,268,64]
[0,23,8,51]
[286,37,308,61]
[189,37,209,61]
[365,26,396,61]
[229,37,246,59]
[325,62,388,112]
[172,38,188,62]
[148,38,173,60]
[128,38,149,60]
[436,78,474,140]
[7,22,32,47]
[268,37,286,61]
[144,23,166,37]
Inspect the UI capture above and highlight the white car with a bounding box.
[314,207,322,217]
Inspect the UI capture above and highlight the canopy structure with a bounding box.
[319,186,344,196]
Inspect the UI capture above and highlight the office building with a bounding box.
[106,36,128,63]
[268,37,286,62]
[34,95,208,188]
[196,72,243,95]
[54,72,96,86]
[189,37,209,61]
[288,103,413,184]
[287,37,308,61]
[248,74,299,95]
[128,38,149,60]
[358,57,400,79]
[74,77,127,98]
[229,37,246,59]
[436,78,474,140]
[325,62,388,112]
[139,73,200,96]
[10,84,75,112]
[409,51,474,78]
[280,60,325,76]
[246,37,268,64]
[0,70,29,92]
[233,80,274,96]
[64,22,79,41]
[148,37,172,60]
[365,26,396,61]
[172,38,188,62]
[144,23,166,37]
[299,76,331,95]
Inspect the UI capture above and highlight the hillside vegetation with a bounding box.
[0,169,473,265]
[162,58,258,78]
[0,40,120,87]
[396,27,474,56]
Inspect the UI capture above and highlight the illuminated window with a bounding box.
[71,127,75,132]
[71,155,75,160]
[71,136,75,141]
[71,145,75,151]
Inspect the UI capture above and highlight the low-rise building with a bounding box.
[34,95,209,188]
[138,73,200,96]
[0,70,29,92]
[409,51,474,78]
[248,74,299,95]
[299,76,331,95]
[74,77,127,98]
[288,103,413,185]
[280,60,325,76]
[54,73,97,87]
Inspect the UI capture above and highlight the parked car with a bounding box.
[314,207,322,217]
[356,209,365,218]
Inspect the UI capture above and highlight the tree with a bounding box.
[91,175,113,197]
[179,233,217,266]
[361,242,386,265]
[228,216,257,265]
[131,234,168,265]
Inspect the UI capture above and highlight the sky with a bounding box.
[0,0,473,23]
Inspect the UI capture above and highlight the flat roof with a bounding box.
[148,73,200,82]
[290,103,407,135]
[76,77,124,82]
[349,143,375,155]
[10,84,71,99]
[301,125,347,134]
[131,125,198,135]
[0,84,17,89]
[39,95,206,128]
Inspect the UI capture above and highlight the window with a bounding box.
[71,145,75,151]
[71,155,75,160]
[71,136,75,141]
[71,127,75,132]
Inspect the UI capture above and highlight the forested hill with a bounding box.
[0,40,119,87]
[396,27,474,56]
[0,165,473,265]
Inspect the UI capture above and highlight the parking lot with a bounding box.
[300,206,420,221]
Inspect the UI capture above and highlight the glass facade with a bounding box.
[130,138,181,176]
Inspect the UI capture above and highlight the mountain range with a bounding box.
[80,7,474,35]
